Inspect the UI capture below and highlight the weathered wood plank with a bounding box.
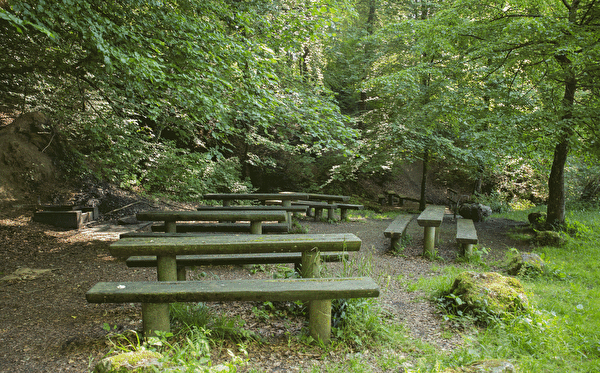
[137,210,287,222]
[196,205,308,212]
[305,193,350,202]
[148,222,289,234]
[456,218,478,244]
[416,205,446,227]
[203,193,309,201]
[109,233,362,257]
[125,252,350,268]
[292,201,338,209]
[384,215,413,238]
[86,277,379,304]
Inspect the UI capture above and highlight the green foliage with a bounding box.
[1,0,358,195]
[170,302,257,342]
[331,298,394,348]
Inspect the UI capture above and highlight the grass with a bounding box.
[92,205,600,372]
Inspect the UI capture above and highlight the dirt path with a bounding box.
[0,207,532,372]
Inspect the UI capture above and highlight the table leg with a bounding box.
[250,221,262,234]
[157,255,178,281]
[282,200,293,230]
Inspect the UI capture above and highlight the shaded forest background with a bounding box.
[1,0,599,219]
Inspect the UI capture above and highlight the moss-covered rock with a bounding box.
[533,230,566,247]
[93,350,163,373]
[506,252,545,277]
[446,271,529,320]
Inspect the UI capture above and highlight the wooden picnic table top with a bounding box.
[137,210,287,222]
[281,192,350,202]
[109,233,362,257]
[416,205,447,227]
[196,205,308,212]
[202,193,309,201]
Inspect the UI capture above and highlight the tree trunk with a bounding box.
[546,139,568,227]
[547,17,578,228]
[419,149,429,211]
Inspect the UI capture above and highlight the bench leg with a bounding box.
[314,208,323,221]
[177,266,187,281]
[309,299,332,343]
[282,200,293,230]
[142,303,170,337]
[340,208,348,221]
[390,236,400,251]
[463,243,474,257]
[327,208,335,221]
[423,226,436,257]
[306,207,314,217]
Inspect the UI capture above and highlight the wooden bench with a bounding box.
[292,201,338,221]
[417,205,446,256]
[86,277,379,343]
[125,252,350,281]
[456,218,478,256]
[338,203,364,220]
[149,222,289,234]
[136,210,287,235]
[384,215,413,250]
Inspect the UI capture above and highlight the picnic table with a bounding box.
[105,233,364,340]
[416,205,446,256]
[283,192,354,220]
[195,204,308,229]
[109,233,361,281]
[202,193,309,206]
[137,210,287,235]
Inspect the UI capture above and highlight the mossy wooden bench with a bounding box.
[137,210,287,235]
[292,201,339,221]
[384,215,414,250]
[86,277,379,343]
[456,218,478,256]
[125,252,350,280]
[149,222,289,234]
[338,203,364,220]
[417,205,446,256]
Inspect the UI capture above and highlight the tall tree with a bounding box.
[439,0,600,227]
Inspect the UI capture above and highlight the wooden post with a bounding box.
[309,299,331,343]
[250,221,262,234]
[176,266,187,281]
[157,256,178,281]
[151,254,177,337]
[165,220,177,233]
[390,236,400,251]
[314,207,323,221]
[282,200,293,229]
[302,249,330,342]
[423,226,436,257]
[142,303,170,337]
[463,243,474,257]
[327,200,335,220]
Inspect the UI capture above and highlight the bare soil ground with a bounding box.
[0,202,533,373]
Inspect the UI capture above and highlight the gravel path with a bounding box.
[0,207,530,372]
